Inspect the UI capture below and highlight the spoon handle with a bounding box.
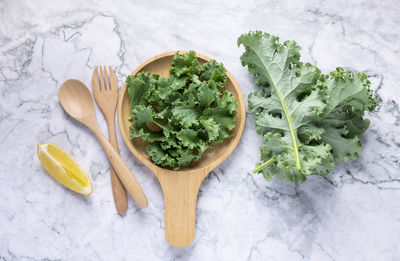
[93,127,148,208]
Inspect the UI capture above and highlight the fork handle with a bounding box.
[108,118,128,215]
[91,126,148,208]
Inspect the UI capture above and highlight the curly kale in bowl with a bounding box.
[126,51,237,169]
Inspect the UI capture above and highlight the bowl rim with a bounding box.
[117,50,246,175]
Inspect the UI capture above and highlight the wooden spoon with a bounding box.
[117,51,246,246]
[58,79,148,208]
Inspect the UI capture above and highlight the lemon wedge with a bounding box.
[37,143,93,195]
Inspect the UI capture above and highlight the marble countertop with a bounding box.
[1,0,399,260]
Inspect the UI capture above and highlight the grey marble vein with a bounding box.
[0,0,399,260]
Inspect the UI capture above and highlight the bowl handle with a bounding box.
[156,168,208,247]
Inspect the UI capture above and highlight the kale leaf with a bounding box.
[239,31,379,182]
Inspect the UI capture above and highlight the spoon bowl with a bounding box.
[118,51,246,246]
[59,79,95,120]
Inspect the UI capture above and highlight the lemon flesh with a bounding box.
[37,143,93,195]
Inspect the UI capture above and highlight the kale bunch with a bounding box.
[239,31,379,182]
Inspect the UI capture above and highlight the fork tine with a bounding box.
[92,66,100,91]
[99,66,105,91]
[108,66,118,92]
[104,65,110,91]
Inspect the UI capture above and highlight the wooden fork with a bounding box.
[92,66,128,215]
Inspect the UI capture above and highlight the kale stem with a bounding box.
[253,158,276,173]
[250,47,302,171]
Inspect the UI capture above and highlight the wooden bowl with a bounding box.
[117,51,246,246]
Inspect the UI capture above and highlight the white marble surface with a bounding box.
[1,0,400,260]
